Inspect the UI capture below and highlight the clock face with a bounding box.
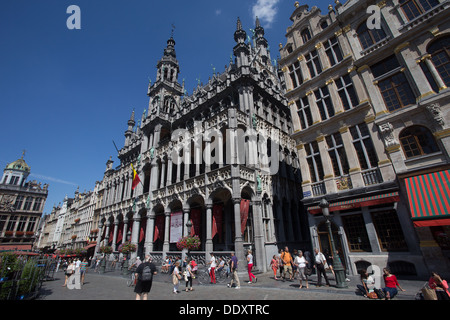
[0,195,15,212]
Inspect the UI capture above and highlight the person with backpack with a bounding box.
[134,255,157,300]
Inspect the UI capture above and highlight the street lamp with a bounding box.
[319,198,347,288]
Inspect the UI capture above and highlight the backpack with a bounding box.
[141,264,153,281]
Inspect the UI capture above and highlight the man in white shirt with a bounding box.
[314,248,330,287]
[209,252,217,284]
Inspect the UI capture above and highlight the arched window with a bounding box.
[400,126,439,158]
[399,0,440,21]
[428,36,450,87]
[356,22,387,50]
[300,28,312,44]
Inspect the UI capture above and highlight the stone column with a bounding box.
[316,135,336,194]
[130,216,141,252]
[183,206,190,237]
[112,220,119,251]
[205,203,213,255]
[104,221,111,246]
[122,218,129,243]
[306,90,321,125]
[232,198,245,265]
[145,213,155,253]
[396,43,435,100]
[159,159,166,189]
[166,156,173,186]
[252,199,267,272]
[326,78,344,115]
[422,54,448,92]
[94,221,104,257]
[339,125,364,188]
[163,209,171,253]
[358,65,387,116]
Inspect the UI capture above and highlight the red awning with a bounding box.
[83,243,97,250]
[307,192,399,215]
[405,170,450,227]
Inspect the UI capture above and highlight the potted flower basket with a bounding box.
[176,235,201,251]
[118,242,137,254]
[99,246,113,254]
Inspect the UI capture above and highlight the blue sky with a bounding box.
[0,0,331,214]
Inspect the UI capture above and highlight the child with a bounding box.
[270,255,279,280]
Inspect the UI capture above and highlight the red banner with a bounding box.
[190,209,202,236]
[154,215,164,242]
[140,217,147,243]
[108,224,114,245]
[116,222,124,244]
[240,199,250,235]
[212,205,223,241]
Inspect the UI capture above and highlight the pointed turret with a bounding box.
[254,16,269,64]
[148,33,183,119]
[156,36,180,84]
[233,17,250,68]
[124,109,135,147]
[234,17,247,44]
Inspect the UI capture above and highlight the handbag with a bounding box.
[422,284,438,300]
[305,267,312,276]
[172,274,179,285]
[367,292,378,299]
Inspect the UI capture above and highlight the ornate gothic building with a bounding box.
[94,18,307,270]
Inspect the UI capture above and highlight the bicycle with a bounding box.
[196,265,230,284]
[127,267,137,287]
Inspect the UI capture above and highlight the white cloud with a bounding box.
[215,9,222,16]
[29,173,78,187]
[251,0,280,28]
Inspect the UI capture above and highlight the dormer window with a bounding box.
[320,20,329,30]
[301,28,312,44]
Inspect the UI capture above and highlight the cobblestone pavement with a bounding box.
[37,267,425,301]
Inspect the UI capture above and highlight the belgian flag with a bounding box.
[131,163,141,190]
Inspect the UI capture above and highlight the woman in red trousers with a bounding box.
[247,250,257,284]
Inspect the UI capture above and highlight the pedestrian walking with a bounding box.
[382,268,405,300]
[80,258,89,285]
[313,248,330,287]
[134,255,157,300]
[172,261,182,294]
[208,252,217,284]
[277,248,284,279]
[74,258,81,272]
[63,259,75,287]
[428,271,450,300]
[281,246,294,281]
[294,250,309,289]
[247,250,257,284]
[270,255,279,280]
[184,259,195,292]
[227,252,240,289]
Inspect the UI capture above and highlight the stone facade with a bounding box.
[93,18,307,270]
[279,0,450,277]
